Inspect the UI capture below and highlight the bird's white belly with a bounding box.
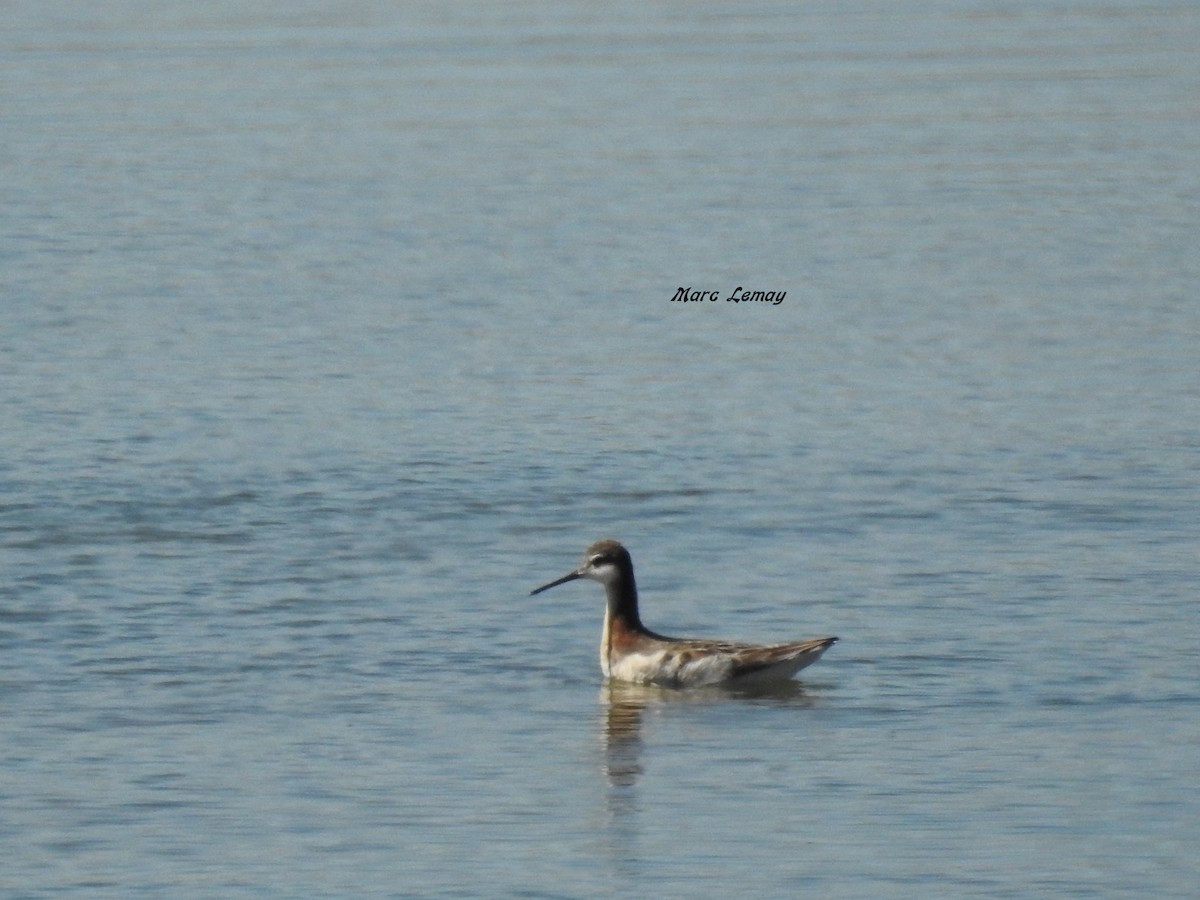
[607,648,735,687]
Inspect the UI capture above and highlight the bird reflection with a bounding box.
[601,681,653,787]
[600,678,818,788]
[596,678,825,885]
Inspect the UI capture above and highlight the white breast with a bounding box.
[608,648,735,687]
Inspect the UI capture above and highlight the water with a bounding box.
[3,1,1199,895]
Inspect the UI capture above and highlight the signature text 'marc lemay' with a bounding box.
[671,286,786,305]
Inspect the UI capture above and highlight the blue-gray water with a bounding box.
[3,1,1199,896]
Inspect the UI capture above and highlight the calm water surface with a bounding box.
[3,1,1199,896]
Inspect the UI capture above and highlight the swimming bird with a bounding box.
[530,539,837,688]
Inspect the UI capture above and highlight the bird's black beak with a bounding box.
[530,570,583,595]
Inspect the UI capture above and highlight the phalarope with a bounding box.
[531,539,837,688]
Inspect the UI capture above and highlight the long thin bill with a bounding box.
[530,570,583,595]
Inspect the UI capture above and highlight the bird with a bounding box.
[530,539,837,688]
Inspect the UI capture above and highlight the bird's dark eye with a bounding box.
[590,555,610,567]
